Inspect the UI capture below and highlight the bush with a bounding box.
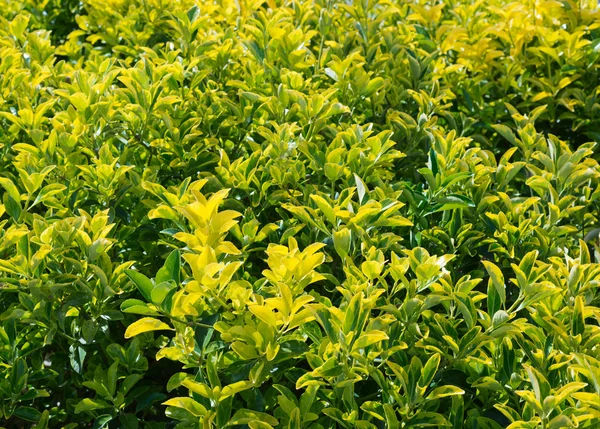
[1,0,600,428]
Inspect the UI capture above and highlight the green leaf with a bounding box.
[11,357,27,394]
[4,193,22,220]
[384,404,399,429]
[571,295,585,337]
[333,227,352,259]
[13,406,42,422]
[107,361,118,396]
[119,413,139,429]
[419,354,440,388]
[406,411,451,427]
[125,270,154,303]
[75,399,112,414]
[227,409,279,426]
[151,281,177,306]
[120,299,160,316]
[122,374,143,395]
[428,195,475,214]
[156,250,181,285]
[426,385,465,400]
[492,124,517,146]
[92,415,113,429]
[454,292,476,329]
[428,148,439,177]
[167,372,188,392]
[32,410,49,429]
[31,184,66,208]
[548,415,574,429]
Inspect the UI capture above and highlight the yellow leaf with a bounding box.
[182,379,213,399]
[156,346,184,361]
[351,330,389,351]
[124,317,173,338]
[0,177,21,202]
[248,305,278,327]
[220,380,253,400]
[531,91,551,102]
[310,194,336,225]
[268,26,286,39]
[162,397,207,416]
[68,92,88,111]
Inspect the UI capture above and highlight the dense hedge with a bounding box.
[2,0,600,428]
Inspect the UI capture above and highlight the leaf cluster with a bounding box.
[2,1,600,428]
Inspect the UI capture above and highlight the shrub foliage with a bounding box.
[2,0,600,428]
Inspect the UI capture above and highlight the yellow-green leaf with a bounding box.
[125,317,173,338]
